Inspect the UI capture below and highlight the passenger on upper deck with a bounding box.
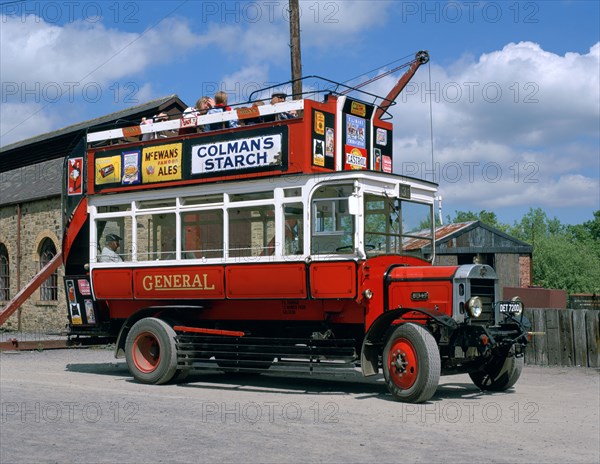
[264,92,297,122]
[141,112,170,141]
[242,100,265,126]
[179,96,215,135]
[206,91,239,131]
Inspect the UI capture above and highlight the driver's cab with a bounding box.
[309,176,435,261]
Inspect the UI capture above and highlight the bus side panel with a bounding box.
[133,266,225,299]
[310,261,357,299]
[226,263,307,299]
[92,269,133,299]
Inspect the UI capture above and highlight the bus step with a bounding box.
[175,334,358,370]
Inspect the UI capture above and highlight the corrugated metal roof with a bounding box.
[403,222,475,250]
[404,221,532,253]
[434,222,476,239]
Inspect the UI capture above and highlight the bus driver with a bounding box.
[100,234,123,263]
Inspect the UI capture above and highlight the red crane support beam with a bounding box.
[0,252,63,326]
[374,50,429,121]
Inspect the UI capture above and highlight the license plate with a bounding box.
[498,301,523,313]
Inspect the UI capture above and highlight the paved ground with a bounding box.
[1,347,598,463]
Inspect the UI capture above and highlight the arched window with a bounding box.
[0,243,9,301]
[39,238,58,301]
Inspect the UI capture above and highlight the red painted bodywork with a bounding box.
[62,197,88,264]
[226,264,307,299]
[90,255,449,333]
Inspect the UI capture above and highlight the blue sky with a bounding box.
[1,0,599,226]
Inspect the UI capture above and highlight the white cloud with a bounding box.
[198,22,289,66]
[300,1,394,49]
[220,65,273,103]
[0,102,57,146]
[0,15,203,94]
[365,42,600,214]
[0,14,210,145]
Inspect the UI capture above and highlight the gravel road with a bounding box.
[1,348,598,463]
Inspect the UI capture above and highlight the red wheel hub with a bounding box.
[132,332,161,373]
[388,338,418,389]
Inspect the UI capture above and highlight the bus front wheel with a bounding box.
[382,323,441,403]
[469,349,523,391]
[125,317,178,385]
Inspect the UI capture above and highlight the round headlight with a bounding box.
[510,296,523,316]
[467,296,483,318]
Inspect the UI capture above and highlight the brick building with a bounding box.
[0,96,186,331]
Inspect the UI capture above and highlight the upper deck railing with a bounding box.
[86,99,305,145]
[85,71,413,147]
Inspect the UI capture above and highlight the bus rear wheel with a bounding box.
[125,317,178,385]
[382,323,441,403]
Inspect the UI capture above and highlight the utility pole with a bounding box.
[289,0,302,99]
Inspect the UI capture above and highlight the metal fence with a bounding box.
[569,294,600,311]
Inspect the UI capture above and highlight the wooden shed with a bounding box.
[425,221,533,290]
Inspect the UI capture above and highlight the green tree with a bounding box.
[446,210,508,232]
[533,233,600,293]
[510,209,600,293]
[566,210,600,258]
[508,207,564,243]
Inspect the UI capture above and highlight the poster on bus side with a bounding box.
[141,143,182,183]
[346,115,366,149]
[190,134,282,175]
[67,157,83,195]
[311,109,335,170]
[95,156,121,185]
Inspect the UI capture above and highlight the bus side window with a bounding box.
[96,218,131,262]
[284,203,303,255]
[182,210,224,259]
[311,197,354,254]
[229,205,274,258]
[136,213,176,261]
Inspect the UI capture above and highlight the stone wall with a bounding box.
[0,196,68,332]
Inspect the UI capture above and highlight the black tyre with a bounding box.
[172,368,190,382]
[125,317,178,385]
[382,323,441,403]
[470,351,524,391]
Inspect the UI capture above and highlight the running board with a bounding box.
[175,334,358,373]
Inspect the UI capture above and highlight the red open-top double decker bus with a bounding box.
[62,52,529,403]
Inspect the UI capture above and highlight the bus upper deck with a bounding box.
[63,62,437,272]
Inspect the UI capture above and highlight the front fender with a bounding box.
[360,307,456,376]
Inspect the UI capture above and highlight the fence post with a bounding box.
[524,308,536,365]
[559,309,574,366]
[533,308,547,366]
[586,311,599,368]
[572,310,588,367]
[545,310,561,365]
